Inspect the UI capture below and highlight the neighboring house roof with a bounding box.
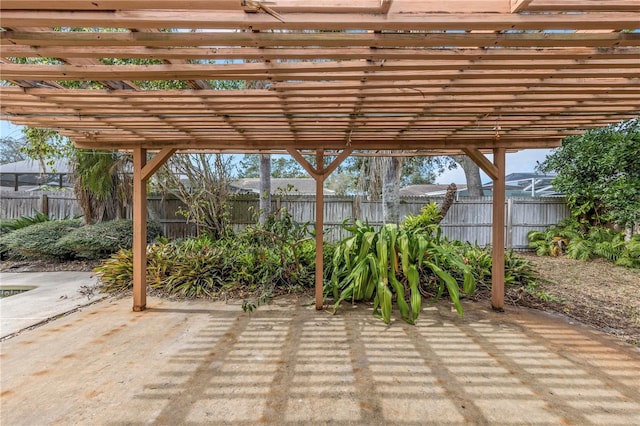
[0,159,72,174]
[400,184,466,197]
[230,178,335,195]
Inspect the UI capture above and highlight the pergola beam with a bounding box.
[463,148,499,180]
[141,147,176,181]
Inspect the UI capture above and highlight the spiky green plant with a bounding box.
[0,211,51,234]
[528,217,639,269]
[327,220,475,324]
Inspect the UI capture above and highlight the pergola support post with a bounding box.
[462,147,507,311]
[287,147,353,310]
[491,147,506,311]
[315,149,325,310]
[132,147,176,312]
[132,147,148,312]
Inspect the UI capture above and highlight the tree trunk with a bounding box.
[451,155,484,197]
[382,154,403,224]
[259,153,271,225]
[437,183,457,223]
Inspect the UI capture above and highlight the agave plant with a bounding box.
[327,220,475,324]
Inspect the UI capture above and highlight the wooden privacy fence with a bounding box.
[0,192,568,250]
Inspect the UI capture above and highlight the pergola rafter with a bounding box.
[1,0,638,312]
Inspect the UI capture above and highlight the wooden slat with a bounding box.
[4,30,639,49]
[4,45,639,61]
[0,0,502,13]
[526,0,640,12]
[2,10,639,31]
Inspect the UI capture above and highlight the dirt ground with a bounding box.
[513,253,640,346]
[2,253,639,346]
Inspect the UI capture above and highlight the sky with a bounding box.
[1,119,552,182]
[436,149,552,185]
[1,120,23,139]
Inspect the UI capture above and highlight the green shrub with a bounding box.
[56,219,163,260]
[94,212,319,300]
[1,212,53,259]
[528,218,640,268]
[0,219,82,260]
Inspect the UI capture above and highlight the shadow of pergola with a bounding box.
[127,301,640,425]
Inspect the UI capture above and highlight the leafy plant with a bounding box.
[401,202,441,235]
[0,219,82,260]
[56,219,162,260]
[327,220,475,324]
[94,212,319,300]
[527,218,582,257]
[538,118,640,231]
[0,211,51,234]
[528,218,640,268]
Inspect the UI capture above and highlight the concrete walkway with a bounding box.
[0,271,103,338]
[1,292,639,425]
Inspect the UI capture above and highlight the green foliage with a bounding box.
[0,219,82,260]
[527,218,581,257]
[94,212,320,300]
[0,212,52,259]
[504,250,539,288]
[528,219,640,268]
[56,219,162,260]
[327,220,476,324]
[328,216,539,324]
[401,202,441,235]
[20,127,72,172]
[0,211,51,234]
[74,150,126,201]
[539,118,640,229]
[73,149,132,224]
[156,154,233,239]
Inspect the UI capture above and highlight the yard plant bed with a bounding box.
[2,253,638,345]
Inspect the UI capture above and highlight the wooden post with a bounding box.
[287,147,352,310]
[506,198,513,250]
[491,147,506,311]
[40,194,49,217]
[315,149,325,310]
[132,147,148,312]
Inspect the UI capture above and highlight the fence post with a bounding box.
[506,198,513,249]
[40,194,49,217]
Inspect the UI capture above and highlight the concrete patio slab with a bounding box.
[0,272,103,338]
[1,295,639,425]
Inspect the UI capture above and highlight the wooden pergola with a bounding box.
[1,0,639,313]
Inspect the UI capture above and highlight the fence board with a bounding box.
[1,192,568,248]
